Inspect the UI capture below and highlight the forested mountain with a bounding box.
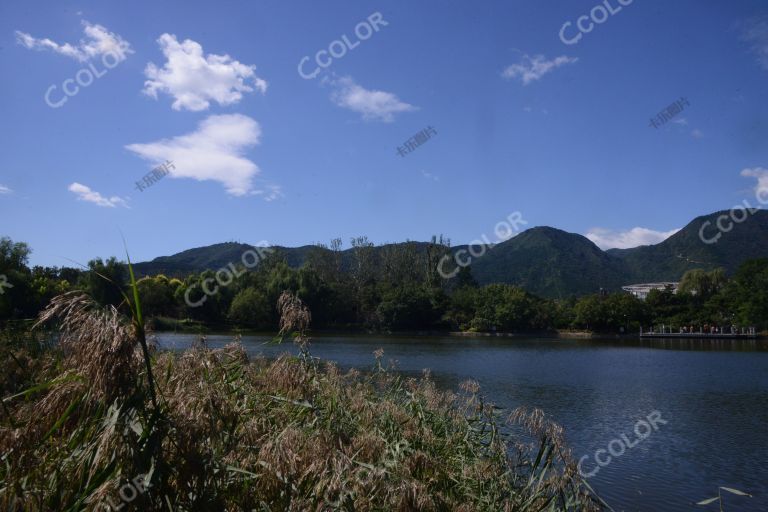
[608,210,768,281]
[132,210,768,298]
[466,227,629,298]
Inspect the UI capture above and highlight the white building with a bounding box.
[621,282,679,300]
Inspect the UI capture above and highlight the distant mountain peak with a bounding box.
[133,209,768,298]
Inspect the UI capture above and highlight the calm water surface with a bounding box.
[156,333,768,512]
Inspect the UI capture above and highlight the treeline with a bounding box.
[1,236,767,333]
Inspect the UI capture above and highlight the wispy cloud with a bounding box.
[691,129,704,139]
[741,17,768,70]
[126,113,277,198]
[143,34,267,111]
[741,167,768,196]
[502,54,578,85]
[672,117,688,126]
[254,184,284,202]
[586,227,680,250]
[0,185,12,195]
[15,21,131,62]
[68,183,128,208]
[329,76,416,122]
[421,170,439,182]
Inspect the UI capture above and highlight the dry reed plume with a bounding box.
[0,290,600,511]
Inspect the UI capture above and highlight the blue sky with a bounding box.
[1,0,767,267]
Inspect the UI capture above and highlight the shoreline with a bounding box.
[152,327,767,342]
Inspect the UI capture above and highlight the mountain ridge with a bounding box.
[133,209,768,298]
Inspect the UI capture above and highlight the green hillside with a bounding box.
[132,210,768,298]
[610,209,768,281]
[468,227,628,298]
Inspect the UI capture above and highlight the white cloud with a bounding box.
[143,34,267,111]
[329,76,416,122]
[126,114,276,198]
[0,185,11,194]
[502,54,578,85]
[691,129,704,139]
[741,167,768,196]
[254,185,283,202]
[421,170,439,182]
[15,21,131,62]
[742,18,768,70]
[68,183,128,208]
[671,117,688,126]
[586,227,680,250]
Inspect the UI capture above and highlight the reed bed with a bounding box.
[0,290,600,511]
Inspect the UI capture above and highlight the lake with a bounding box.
[155,333,768,512]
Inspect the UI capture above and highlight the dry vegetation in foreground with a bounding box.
[0,290,600,511]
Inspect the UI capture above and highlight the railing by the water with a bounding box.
[640,325,757,339]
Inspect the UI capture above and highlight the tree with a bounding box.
[137,275,181,318]
[573,293,648,332]
[379,242,420,286]
[470,284,537,332]
[85,257,127,308]
[350,236,377,324]
[445,286,479,330]
[228,287,272,328]
[455,265,478,289]
[376,285,444,330]
[726,259,768,329]
[424,235,451,289]
[0,237,31,271]
[181,270,231,324]
[679,268,727,300]
[30,266,71,313]
[0,237,33,319]
[307,238,345,285]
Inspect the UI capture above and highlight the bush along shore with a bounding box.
[3,236,768,338]
[0,285,601,510]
